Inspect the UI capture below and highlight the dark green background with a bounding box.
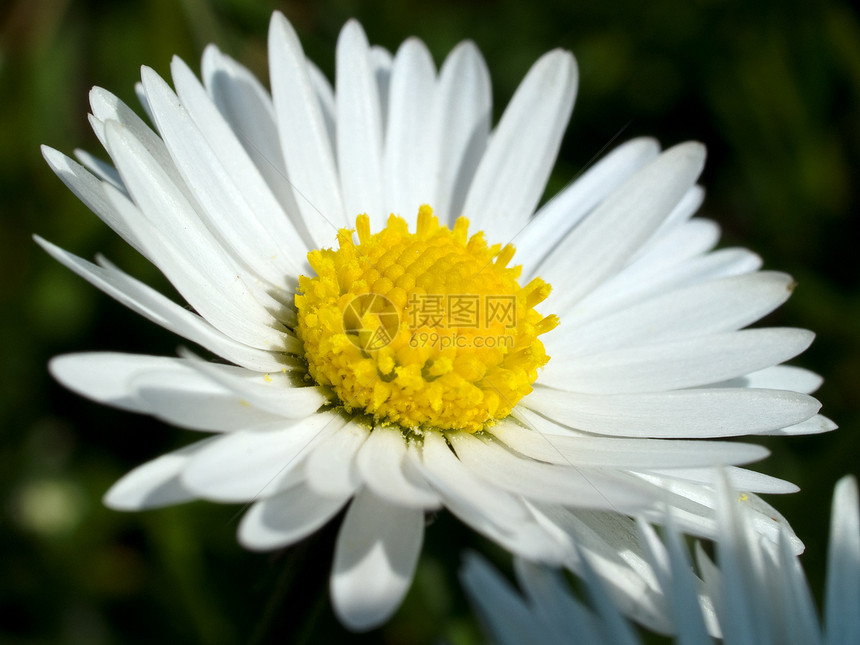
[1,0,858,643]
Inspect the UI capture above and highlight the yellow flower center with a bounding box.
[295,205,557,433]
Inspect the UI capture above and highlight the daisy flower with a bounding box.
[38,12,832,631]
[461,474,860,645]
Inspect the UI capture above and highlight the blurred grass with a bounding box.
[1,0,858,643]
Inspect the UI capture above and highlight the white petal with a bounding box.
[355,426,440,509]
[331,488,424,631]
[429,41,491,225]
[268,12,346,246]
[50,352,180,413]
[130,367,287,432]
[237,482,348,551]
[517,137,662,279]
[181,412,344,502]
[524,386,820,438]
[336,20,385,227]
[49,352,299,432]
[636,184,708,250]
[178,349,328,419]
[540,328,814,394]
[537,142,707,313]
[104,438,215,509]
[103,122,290,349]
[627,211,717,276]
[547,271,797,358]
[463,49,578,241]
[88,87,182,191]
[382,38,436,220]
[489,417,770,468]
[561,246,764,333]
[167,58,307,273]
[35,240,292,371]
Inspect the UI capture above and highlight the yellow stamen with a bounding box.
[295,206,556,433]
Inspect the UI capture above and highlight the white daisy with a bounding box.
[461,474,860,645]
[38,12,832,631]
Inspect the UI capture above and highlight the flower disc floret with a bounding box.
[295,205,557,432]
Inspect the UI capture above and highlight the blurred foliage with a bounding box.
[1,0,858,643]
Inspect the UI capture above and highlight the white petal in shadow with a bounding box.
[415,432,529,525]
[369,45,393,130]
[382,38,436,221]
[331,487,424,632]
[429,41,491,226]
[636,517,713,642]
[512,558,601,641]
[72,148,124,192]
[488,417,769,469]
[268,12,347,247]
[825,475,860,645]
[336,20,385,227]
[447,432,652,511]
[305,419,369,499]
[776,532,820,645]
[104,438,216,510]
[713,473,767,645]
[237,482,349,551]
[535,505,673,635]
[41,147,145,258]
[460,553,556,645]
[180,411,344,502]
[714,365,823,394]
[356,426,440,509]
[641,466,799,495]
[201,45,309,250]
